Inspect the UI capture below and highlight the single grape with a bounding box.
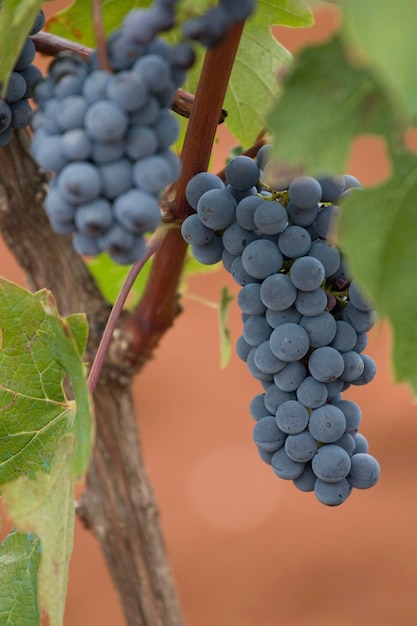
[312,444,351,483]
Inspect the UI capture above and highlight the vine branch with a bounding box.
[120,22,246,370]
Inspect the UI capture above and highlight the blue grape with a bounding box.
[230,256,258,286]
[225,155,260,190]
[315,175,345,202]
[133,154,176,194]
[260,273,297,311]
[191,236,224,265]
[293,464,316,492]
[273,361,306,392]
[72,232,101,256]
[300,312,337,348]
[264,385,296,414]
[196,188,236,230]
[15,39,36,71]
[57,161,101,204]
[352,354,376,385]
[98,223,135,256]
[249,393,270,421]
[286,201,319,227]
[152,110,179,149]
[269,323,310,362]
[60,129,92,161]
[185,172,225,210]
[100,159,133,199]
[341,303,376,334]
[55,95,89,131]
[236,335,252,362]
[5,72,26,103]
[330,320,358,352]
[348,453,380,489]
[114,188,161,233]
[107,70,149,112]
[314,204,340,239]
[308,346,345,382]
[308,404,346,443]
[253,417,286,452]
[235,195,265,230]
[237,283,266,316]
[133,54,172,93]
[353,433,369,454]
[0,101,12,133]
[75,198,113,236]
[181,214,214,246]
[294,288,327,317]
[308,240,341,277]
[254,201,287,234]
[10,100,31,129]
[241,239,283,279]
[82,70,111,102]
[253,341,286,375]
[243,315,272,347]
[285,431,318,462]
[222,222,256,255]
[314,478,351,506]
[349,280,373,312]
[84,100,129,141]
[288,176,322,209]
[296,376,328,408]
[265,306,301,329]
[312,445,351,483]
[275,400,309,435]
[340,351,364,382]
[271,448,305,480]
[246,349,274,383]
[289,256,325,291]
[278,225,311,258]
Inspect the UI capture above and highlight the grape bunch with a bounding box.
[30,2,188,265]
[0,8,44,146]
[181,151,380,506]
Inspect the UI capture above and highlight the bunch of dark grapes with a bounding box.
[30,2,190,264]
[181,149,380,506]
[0,8,44,146]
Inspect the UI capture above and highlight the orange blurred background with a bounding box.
[1,3,416,626]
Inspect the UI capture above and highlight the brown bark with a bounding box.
[0,132,185,626]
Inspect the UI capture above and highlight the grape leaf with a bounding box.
[338,150,417,394]
[224,19,292,147]
[267,35,398,173]
[2,435,75,626]
[0,530,41,626]
[0,278,92,484]
[336,0,417,121]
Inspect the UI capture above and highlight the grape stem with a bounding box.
[87,224,173,393]
[92,0,111,71]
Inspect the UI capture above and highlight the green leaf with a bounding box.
[225,19,292,146]
[267,35,398,173]
[0,0,44,95]
[2,435,75,626]
[47,0,150,46]
[86,252,152,309]
[253,0,314,29]
[337,0,417,121]
[0,278,92,484]
[0,530,41,626]
[338,150,417,394]
[218,286,234,369]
